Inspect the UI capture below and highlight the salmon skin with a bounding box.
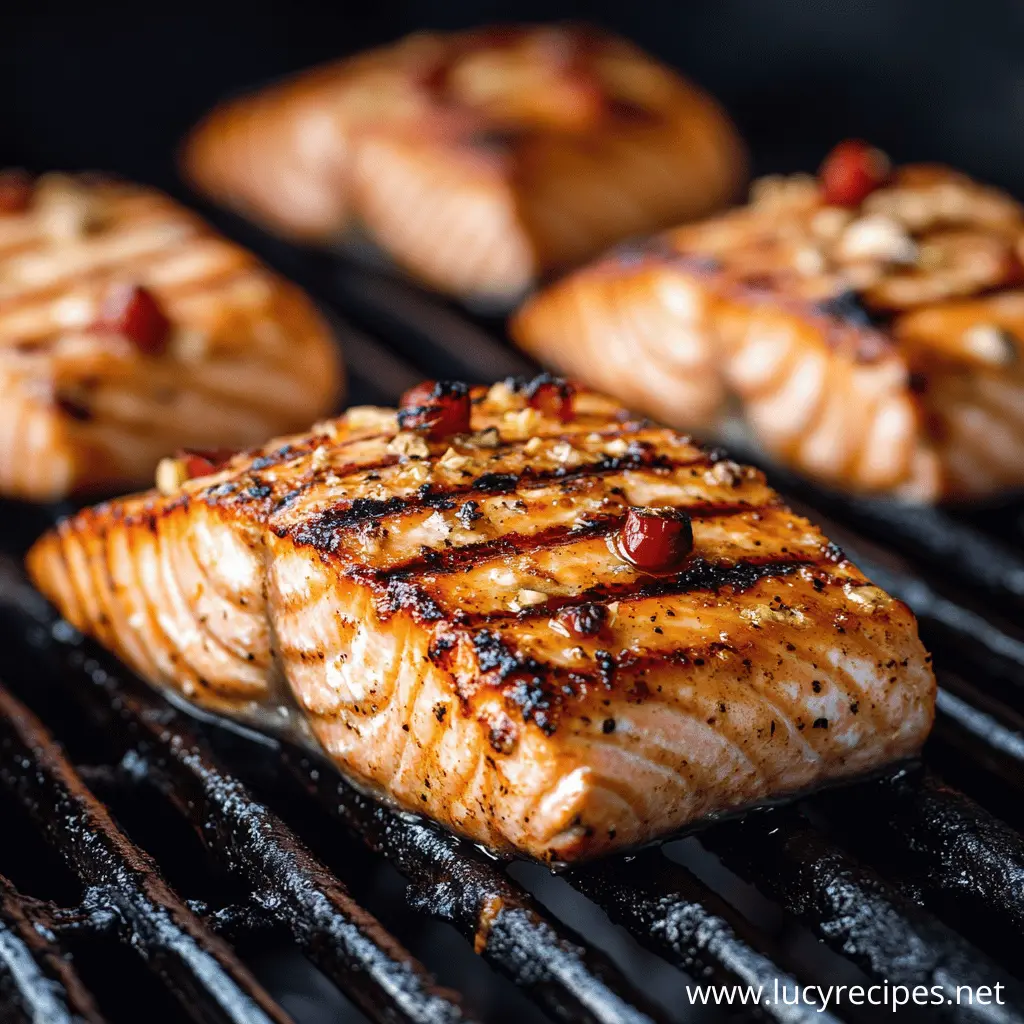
[512,148,1024,502]
[27,379,935,863]
[182,24,746,305]
[0,172,342,502]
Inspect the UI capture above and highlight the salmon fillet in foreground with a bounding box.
[27,380,935,862]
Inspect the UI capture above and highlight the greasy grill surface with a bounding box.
[0,205,1023,1023]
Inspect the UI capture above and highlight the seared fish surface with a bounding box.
[0,172,342,501]
[183,24,745,304]
[28,380,935,862]
[513,143,1024,501]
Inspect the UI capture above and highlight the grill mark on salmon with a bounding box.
[367,502,764,579]
[27,382,936,862]
[191,424,693,520]
[0,229,240,327]
[437,558,818,628]
[280,452,717,553]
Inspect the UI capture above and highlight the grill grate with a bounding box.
[2,206,1024,1023]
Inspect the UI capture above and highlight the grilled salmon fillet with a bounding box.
[182,24,746,305]
[27,379,935,862]
[0,171,342,501]
[512,142,1024,501]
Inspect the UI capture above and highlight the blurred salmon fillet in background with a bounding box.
[182,24,746,305]
[0,171,342,501]
[513,142,1024,502]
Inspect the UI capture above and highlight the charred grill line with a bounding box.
[759,467,1024,613]
[0,872,105,1024]
[326,261,1024,616]
[381,518,623,579]
[372,502,763,580]
[0,681,292,1024]
[284,452,716,554]
[464,556,817,627]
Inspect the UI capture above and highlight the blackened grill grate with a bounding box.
[2,207,1024,1024]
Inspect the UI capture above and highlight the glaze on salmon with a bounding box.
[27,381,935,862]
[512,147,1024,501]
[183,25,746,304]
[0,172,342,501]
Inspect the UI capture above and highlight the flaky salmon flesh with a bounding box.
[512,152,1024,501]
[0,172,342,501]
[27,380,935,862]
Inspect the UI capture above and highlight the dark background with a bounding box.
[4,0,1024,201]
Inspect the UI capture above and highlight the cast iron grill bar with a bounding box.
[0,577,477,1024]
[327,313,425,407]
[279,750,668,1024]
[329,264,531,383]
[189,901,283,945]
[0,681,293,1024]
[91,699,477,1024]
[702,807,1024,1023]
[310,260,1024,613]
[931,675,1024,788]
[813,770,1024,955]
[0,873,105,1024]
[564,851,840,1024]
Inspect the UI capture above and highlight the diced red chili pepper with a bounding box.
[819,140,890,207]
[0,170,32,215]
[557,602,608,639]
[400,381,439,410]
[617,506,694,572]
[96,284,171,355]
[175,448,236,479]
[526,375,575,422]
[398,381,472,440]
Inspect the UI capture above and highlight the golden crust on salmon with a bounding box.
[182,24,746,304]
[0,171,343,502]
[512,143,1024,501]
[26,379,935,862]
